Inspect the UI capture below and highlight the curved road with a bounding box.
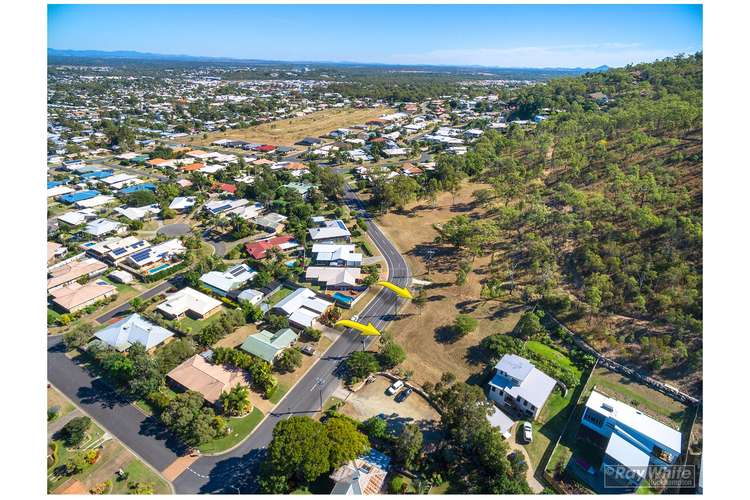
[47,183,411,494]
[172,184,410,493]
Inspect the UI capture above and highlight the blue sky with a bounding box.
[48,4,702,68]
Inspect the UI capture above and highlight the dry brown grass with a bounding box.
[188,107,394,147]
[374,182,525,386]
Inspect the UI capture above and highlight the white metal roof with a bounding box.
[585,391,682,453]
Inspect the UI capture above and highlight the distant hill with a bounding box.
[47,48,609,75]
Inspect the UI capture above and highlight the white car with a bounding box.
[521,422,533,443]
[351,314,359,322]
[386,380,404,395]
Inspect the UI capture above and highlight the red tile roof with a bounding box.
[244,235,295,260]
[212,182,237,194]
[256,144,276,152]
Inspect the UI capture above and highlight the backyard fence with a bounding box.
[538,307,700,406]
[539,357,599,493]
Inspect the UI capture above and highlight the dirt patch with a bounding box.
[334,377,440,423]
[188,107,394,147]
[374,182,525,386]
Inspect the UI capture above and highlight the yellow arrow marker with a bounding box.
[334,319,381,336]
[375,281,414,300]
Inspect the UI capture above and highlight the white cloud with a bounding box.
[389,43,690,68]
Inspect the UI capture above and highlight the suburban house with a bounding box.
[305,266,364,290]
[94,313,174,351]
[47,241,67,264]
[244,235,299,260]
[329,450,391,495]
[308,219,351,244]
[58,208,97,227]
[125,238,185,274]
[199,263,257,297]
[83,218,126,239]
[237,288,264,306]
[47,257,108,292]
[311,244,362,267]
[227,201,264,220]
[580,390,683,488]
[108,269,135,284]
[114,204,160,221]
[253,212,288,234]
[487,354,557,420]
[167,354,250,405]
[85,236,150,264]
[272,287,333,329]
[296,136,323,146]
[239,328,298,363]
[156,287,223,320]
[168,196,197,212]
[49,279,117,313]
[59,189,100,204]
[204,198,250,216]
[75,194,116,209]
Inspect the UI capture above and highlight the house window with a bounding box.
[583,410,605,427]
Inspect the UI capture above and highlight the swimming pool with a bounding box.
[333,292,354,305]
[148,263,171,274]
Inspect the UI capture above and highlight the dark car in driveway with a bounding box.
[395,387,413,402]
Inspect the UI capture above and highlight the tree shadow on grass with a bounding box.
[456,299,483,314]
[434,325,462,344]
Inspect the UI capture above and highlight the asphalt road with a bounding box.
[47,180,410,494]
[95,278,177,324]
[47,335,185,471]
[172,185,410,494]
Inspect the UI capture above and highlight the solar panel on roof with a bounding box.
[112,247,127,256]
[131,249,152,262]
[336,220,346,229]
[229,266,246,277]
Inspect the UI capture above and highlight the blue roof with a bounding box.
[80,170,114,180]
[361,449,391,471]
[59,190,100,203]
[120,183,156,194]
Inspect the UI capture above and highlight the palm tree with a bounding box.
[219,385,251,417]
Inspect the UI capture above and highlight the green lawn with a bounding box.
[178,307,227,335]
[266,286,295,306]
[100,276,137,294]
[511,342,586,470]
[47,420,107,492]
[109,458,172,495]
[526,340,582,377]
[197,407,264,454]
[269,381,291,405]
[523,389,576,469]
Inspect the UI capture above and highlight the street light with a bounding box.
[315,377,325,411]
